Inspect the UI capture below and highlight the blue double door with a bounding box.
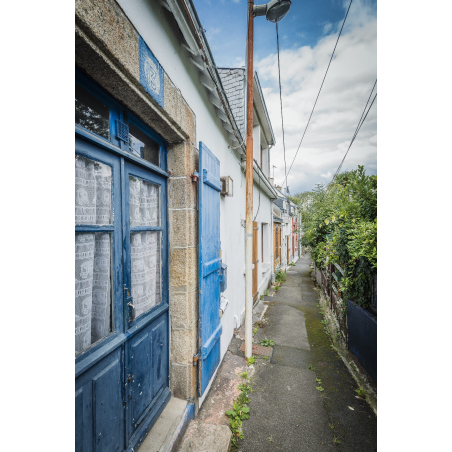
[75,136,170,452]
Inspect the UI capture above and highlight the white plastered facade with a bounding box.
[116,0,277,405]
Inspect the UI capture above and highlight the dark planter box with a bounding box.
[347,300,377,382]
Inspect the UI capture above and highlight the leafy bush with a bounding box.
[297,166,377,307]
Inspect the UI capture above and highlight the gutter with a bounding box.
[241,159,278,199]
[179,0,246,154]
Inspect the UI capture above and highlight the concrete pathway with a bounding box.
[240,253,377,451]
[178,253,377,451]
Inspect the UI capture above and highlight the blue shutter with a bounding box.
[198,141,222,396]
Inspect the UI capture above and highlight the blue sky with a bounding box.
[193,0,377,193]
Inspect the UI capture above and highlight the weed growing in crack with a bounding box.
[275,270,287,283]
[247,356,255,365]
[315,378,325,392]
[267,435,274,443]
[260,338,275,347]
[333,437,341,444]
[309,364,315,371]
[355,387,365,397]
[225,377,253,450]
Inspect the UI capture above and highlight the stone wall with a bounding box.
[75,0,199,401]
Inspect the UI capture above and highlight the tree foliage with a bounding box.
[297,166,377,307]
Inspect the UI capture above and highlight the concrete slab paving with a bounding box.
[240,363,335,452]
[240,254,376,451]
[270,345,313,370]
[254,303,310,351]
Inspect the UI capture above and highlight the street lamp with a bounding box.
[244,0,291,359]
[253,0,292,23]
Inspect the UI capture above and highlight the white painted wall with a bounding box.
[117,0,274,404]
[252,183,273,297]
[253,125,260,165]
[262,146,269,178]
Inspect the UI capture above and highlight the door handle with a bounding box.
[127,302,135,322]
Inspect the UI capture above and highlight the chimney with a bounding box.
[276,185,282,190]
[269,177,274,186]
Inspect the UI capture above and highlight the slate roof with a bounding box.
[217,68,246,139]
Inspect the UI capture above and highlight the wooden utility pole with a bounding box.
[244,0,255,359]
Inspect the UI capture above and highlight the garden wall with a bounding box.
[347,300,377,382]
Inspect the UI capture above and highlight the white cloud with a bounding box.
[323,22,333,34]
[320,171,332,179]
[256,0,377,193]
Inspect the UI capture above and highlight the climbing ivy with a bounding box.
[297,166,377,307]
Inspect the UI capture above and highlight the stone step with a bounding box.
[178,420,231,452]
[137,397,192,452]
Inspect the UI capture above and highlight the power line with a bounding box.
[282,0,354,187]
[330,91,377,184]
[276,22,287,194]
[331,79,377,181]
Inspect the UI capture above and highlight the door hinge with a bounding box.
[193,353,200,366]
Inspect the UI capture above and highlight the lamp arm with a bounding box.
[253,4,267,17]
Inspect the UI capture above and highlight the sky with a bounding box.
[192,0,377,194]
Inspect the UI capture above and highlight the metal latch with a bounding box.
[191,171,199,182]
[124,284,135,322]
[193,353,200,366]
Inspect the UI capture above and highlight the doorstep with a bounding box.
[137,397,194,452]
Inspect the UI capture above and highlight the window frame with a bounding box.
[75,68,168,175]
[123,161,169,329]
[75,139,124,369]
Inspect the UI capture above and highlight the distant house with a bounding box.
[272,186,301,270]
[273,202,283,272]
[75,1,277,450]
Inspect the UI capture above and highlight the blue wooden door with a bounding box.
[123,160,170,446]
[198,142,222,396]
[75,138,125,452]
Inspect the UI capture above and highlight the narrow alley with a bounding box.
[180,253,377,451]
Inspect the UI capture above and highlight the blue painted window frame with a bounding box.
[122,160,169,331]
[75,68,168,173]
[75,139,124,368]
[75,69,169,378]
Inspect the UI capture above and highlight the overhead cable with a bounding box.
[282,0,354,187]
[329,91,377,185]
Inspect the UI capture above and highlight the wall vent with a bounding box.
[115,120,129,143]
